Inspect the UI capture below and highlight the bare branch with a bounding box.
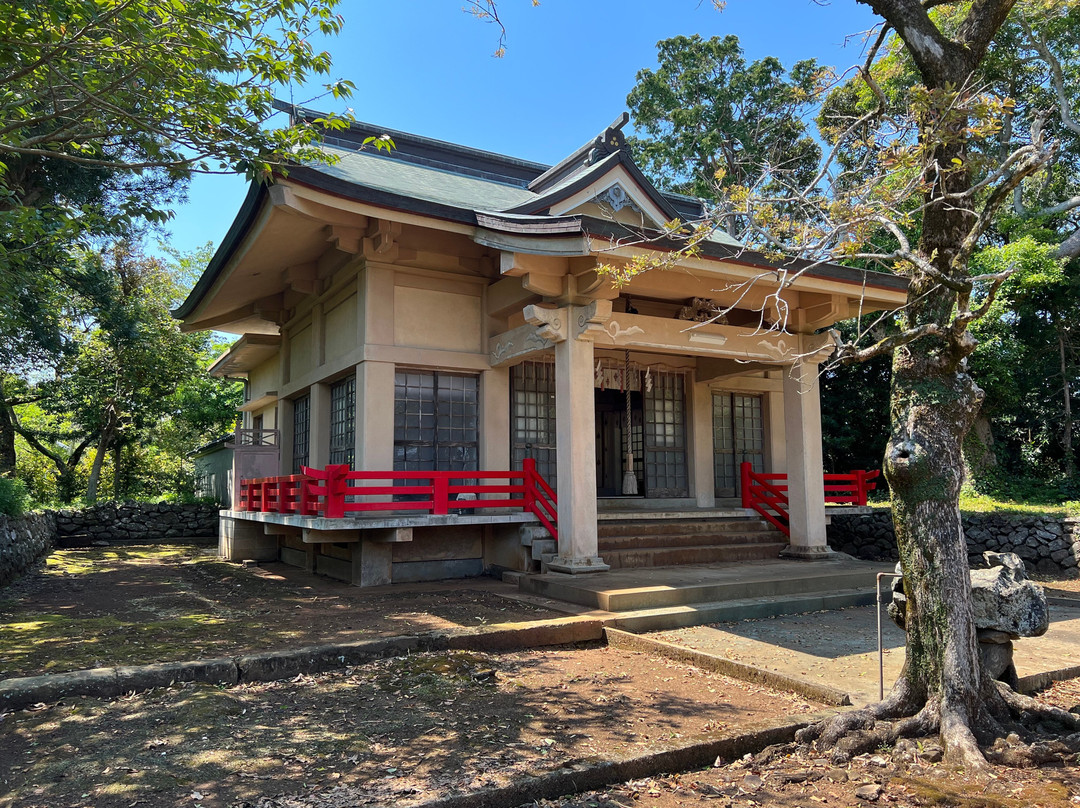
[835,322,943,364]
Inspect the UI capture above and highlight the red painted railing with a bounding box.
[238,458,558,542]
[740,462,879,537]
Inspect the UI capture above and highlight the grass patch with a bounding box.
[44,546,204,576]
[958,492,1080,517]
[0,611,235,673]
[863,493,1079,517]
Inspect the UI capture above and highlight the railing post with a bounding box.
[260,480,270,513]
[325,465,348,518]
[299,477,313,516]
[522,458,536,516]
[740,462,752,508]
[433,474,449,515]
[855,469,868,506]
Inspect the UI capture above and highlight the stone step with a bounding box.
[531,538,557,560]
[608,588,879,631]
[601,542,787,570]
[521,567,883,612]
[597,519,775,538]
[519,525,553,546]
[598,531,783,552]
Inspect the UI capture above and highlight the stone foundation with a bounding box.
[828,510,1080,576]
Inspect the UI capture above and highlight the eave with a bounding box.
[209,334,282,378]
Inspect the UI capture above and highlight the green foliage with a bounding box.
[0,476,29,517]
[6,244,243,504]
[967,238,1079,484]
[820,317,894,476]
[626,34,825,200]
[0,0,356,373]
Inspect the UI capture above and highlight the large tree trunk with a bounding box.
[1059,325,1074,480]
[799,0,1080,767]
[0,381,17,477]
[885,303,989,767]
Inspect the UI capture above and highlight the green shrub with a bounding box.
[0,477,29,517]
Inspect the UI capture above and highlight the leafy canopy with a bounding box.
[627,34,826,200]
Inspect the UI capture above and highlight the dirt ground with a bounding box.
[0,644,822,808]
[5,549,1080,808]
[0,546,562,677]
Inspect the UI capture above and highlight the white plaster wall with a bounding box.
[394,287,482,353]
[291,323,314,374]
[325,294,357,360]
[248,357,281,400]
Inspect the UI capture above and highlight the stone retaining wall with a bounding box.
[54,503,219,543]
[828,510,1080,577]
[0,512,56,586]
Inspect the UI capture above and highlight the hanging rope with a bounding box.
[622,349,638,495]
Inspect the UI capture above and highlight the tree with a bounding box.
[967,238,1080,487]
[626,34,825,233]
[616,0,1080,766]
[6,243,240,503]
[0,0,361,383]
[761,0,1080,767]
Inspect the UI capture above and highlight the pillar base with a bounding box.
[780,544,835,561]
[546,555,610,574]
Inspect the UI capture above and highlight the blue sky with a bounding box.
[164,0,880,256]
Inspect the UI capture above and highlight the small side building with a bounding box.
[190,435,233,507]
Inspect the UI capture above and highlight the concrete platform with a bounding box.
[647,602,1080,707]
[518,556,891,612]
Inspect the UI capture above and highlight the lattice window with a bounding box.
[329,376,356,467]
[292,395,310,474]
[393,370,478,472]
[510,361,558,488]
[713,392,764,497]
[643,370,688,497]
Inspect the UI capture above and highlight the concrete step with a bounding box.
[601,542,787,569]
[597,497,699,511]
[531,538,557,560]
[519,525,553,546]
[608,588,878,632]
[521,566,883,612]
[598,531,784,552]
[597,519,775,538]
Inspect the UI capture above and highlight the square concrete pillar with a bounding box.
[278,397,295,475]
[219,516,278,561]
[765,384,787,473]
[690,376,716,509]
[781,361,831,559]
[481,367,511,472]
[309,382,331,468]
[549,333,608,574]
[356,361,395,471]
[352,538,394,587]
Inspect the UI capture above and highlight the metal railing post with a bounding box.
[877,571,904,700]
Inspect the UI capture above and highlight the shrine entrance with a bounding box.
[595,388,643,497]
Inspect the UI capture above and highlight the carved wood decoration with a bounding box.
[677,297,729,324]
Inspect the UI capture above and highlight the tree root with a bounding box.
[995,681,1080,733]
[795,679,1080,770]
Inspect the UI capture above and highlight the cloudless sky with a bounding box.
[164,0,881,257]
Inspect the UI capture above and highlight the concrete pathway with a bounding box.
[650,603,1080,706]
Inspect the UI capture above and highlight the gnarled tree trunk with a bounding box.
[801,0,1080,768]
